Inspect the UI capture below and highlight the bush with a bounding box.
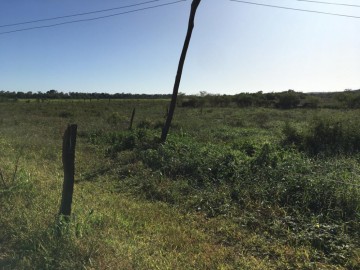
[283,118,360,155]
[180,97,204,108]
[276,90,301,109]
[336,91,360,108]
[137,119,154,129]
[108,131,360,222]
[233,93,254,107]
[302,96,320,108]
[105,129,159,158]
[107,112,126,125]
[104,129,360,265]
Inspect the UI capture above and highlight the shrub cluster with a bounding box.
[283,118,360,155]
[106,131,360,222]
[336,91,360,108]
[178,90,307,109]
[100,126,360,263]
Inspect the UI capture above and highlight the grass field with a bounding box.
[1,99,360,269]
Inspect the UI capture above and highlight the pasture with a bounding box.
[1,99,359,269]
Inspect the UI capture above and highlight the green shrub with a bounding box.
[137,119,154,129]
[282,122,303,147]
[233,93,254,107]
[107,112,125,125]
[283,118,360,155]
[108,131,360,222]
[0,167,33,197]
[105,129,159,158]
[276,90,301,109]
[180,97,204,108]
[303,96,320,108]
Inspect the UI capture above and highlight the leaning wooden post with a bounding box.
[59,124,77,219]
[129,108,136,130]
[161,0,202,143]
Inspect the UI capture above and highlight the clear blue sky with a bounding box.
[1,0,359,95]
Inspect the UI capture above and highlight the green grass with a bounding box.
[1,100,360,269]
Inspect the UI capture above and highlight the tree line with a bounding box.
[179,89,360,109]
[0,90,172,101]
[1,88,360,109]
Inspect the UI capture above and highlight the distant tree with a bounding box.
[276,90,301,109]
[303,96,320,108]
[335,91,360,108]
[197,91,205,97]
[26,91,33,98]
[215,95,231,107]
[349,94,360,108]
[16,92,25,99]
[46,89,60,99]
[181,97,204,108]
[233,93,253,107]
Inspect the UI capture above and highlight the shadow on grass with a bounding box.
[0,218,96,269]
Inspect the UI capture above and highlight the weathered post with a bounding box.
[161,0,202,143]
[59,124,77,219]
[129,108,136,130]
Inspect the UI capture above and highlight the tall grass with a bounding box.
[102,127,360,265]
[1,101,360,268]
[283,115,360,155]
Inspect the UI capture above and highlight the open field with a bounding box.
[1,99,360,269]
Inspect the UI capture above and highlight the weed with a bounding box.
[1,100,360,268]
[283,117,360,155]
[107,112,126,126]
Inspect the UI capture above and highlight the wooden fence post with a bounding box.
[161,0,202,143]
[59,124,77,219]
[129,108,136,130]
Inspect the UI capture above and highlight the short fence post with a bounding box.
[59,124,77,220]
[129,108,136,130]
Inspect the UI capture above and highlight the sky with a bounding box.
[0,0,359,95]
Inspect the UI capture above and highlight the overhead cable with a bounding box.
[230,0,360,19]
[292,0,360,8]
[0,0,186,35]
[0,0,166,28]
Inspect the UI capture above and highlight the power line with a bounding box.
[230,0,360,19]
[0,0,165,28]
[0,0,186,35]
[291,0,360,8]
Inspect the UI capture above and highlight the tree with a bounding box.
[233,93,253,107]
[161,0,202,143]
[276,90,301,109]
